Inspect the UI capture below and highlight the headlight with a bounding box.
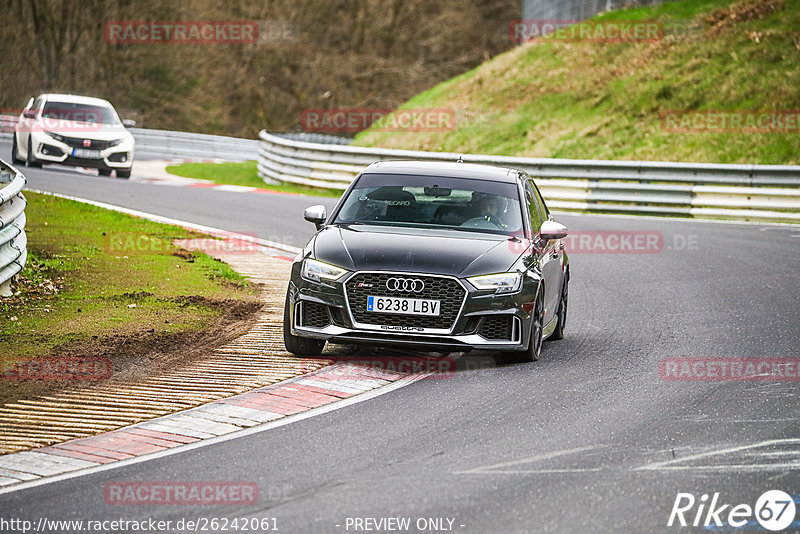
[301,258,347,283]
[43,131,67,143]
[108,138,124,148]
[468,272,522,294]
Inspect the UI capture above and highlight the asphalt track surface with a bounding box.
[2,141,800,533]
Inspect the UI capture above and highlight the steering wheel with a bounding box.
[461,217,504,230]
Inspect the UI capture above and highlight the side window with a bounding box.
[31,97,44,112]
[524,180,544,235]
[530,179,550,221]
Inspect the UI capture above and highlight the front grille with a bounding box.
[346,272,466,330]
[57,135,116,150]
[300,301,330,328]
[479,315,515,340]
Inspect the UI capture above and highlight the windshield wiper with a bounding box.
[333,221,368,227]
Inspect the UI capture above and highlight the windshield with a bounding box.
[334,173,524,236]
[41,101,121,125]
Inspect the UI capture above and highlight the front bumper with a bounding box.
[31,132,134,170]
[287,267,538,352]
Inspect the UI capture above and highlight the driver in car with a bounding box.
[473,193,509,229]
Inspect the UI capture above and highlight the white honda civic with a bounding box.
[11,93,135,178]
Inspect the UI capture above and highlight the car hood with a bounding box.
[35,121,132,141]
[311,225,524,278]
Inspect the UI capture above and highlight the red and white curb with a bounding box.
[46,159,299,196]
[131,159,302,196]
[0,361,438,492]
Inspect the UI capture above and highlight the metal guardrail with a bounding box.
[130,127,260,160]
[0,115,15,140]
[1,114,350,160]
[130,129,349,160]
[0,112,262,161]
[0,160,27,296]
[3,109,797,222]
[257,130,800,222]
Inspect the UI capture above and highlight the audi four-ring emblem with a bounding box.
[386,277,425,293]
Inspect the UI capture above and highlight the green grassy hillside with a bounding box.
[355,0,800,164]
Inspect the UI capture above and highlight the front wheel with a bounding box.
[26,136,41,168]
[283,291,326,356]
[11,136,23,164]
[116,168,131,179]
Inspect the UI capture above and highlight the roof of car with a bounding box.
[40,94,113,107]
[363,160,522,183]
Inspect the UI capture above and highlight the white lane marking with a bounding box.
[24,188,302,255]
[212,185,258,193]
[458,467,604,475]
[745,450,800,458]
[636,438,800,472]
[640,463,800,472]
[0,373,427,496]
[453,446,601,475]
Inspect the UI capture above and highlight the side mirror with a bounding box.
[122,119,136,128]
[540,220,568,241]
[22,109,36,119]
[304,205,327,230]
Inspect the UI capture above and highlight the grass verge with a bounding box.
[165,161,344,198]
[0,192,261,403]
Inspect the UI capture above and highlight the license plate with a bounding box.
[367,296,440,316]
[72,148,101,159]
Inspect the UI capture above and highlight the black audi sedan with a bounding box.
[283,160,569,362]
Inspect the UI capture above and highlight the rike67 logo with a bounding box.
[669,490,797,531]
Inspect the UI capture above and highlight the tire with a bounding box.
[26,136,41,167]
[549,272,569,341]
[283,291,325,356]
[98,169,112,177]
[11,136,23,164]
[116,168,131,179]
[502,286,544,363]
